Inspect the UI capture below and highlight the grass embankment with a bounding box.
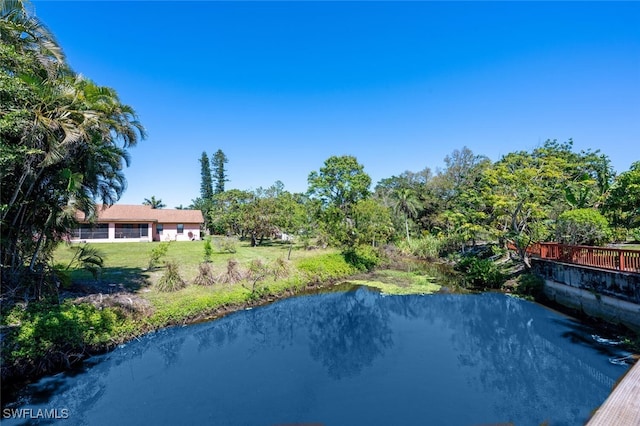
[1,239,439,389]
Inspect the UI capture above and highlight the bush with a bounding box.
[2,301,125,368]
[65,244,104,281]
[156,261,186,292]
[217,237,237,254]
[271,257,290,280]
[456,256,504,289]
[245,259,270,293]
[343,245,381,271]
[556,208,611,246]
[218,259,244,284]
[193,262,216,286]
[203,237,213,262]
[148,242,170,270]
[514,273,545,299]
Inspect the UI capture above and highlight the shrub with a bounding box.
[148,242,171,270]
[456,256,504,289]
[51,244,105,288]
[156,261,186,292]
[556,208,612,246]
[65,244,104,281]
[244,259,270,293]
[343,245,381,272]
[271,257,290,280]
[193,262,216,286]
[217,237,237,254]
[218,259,244,284]
[2,301,125,368]
[514,273,545,299]
[203,237,213,262]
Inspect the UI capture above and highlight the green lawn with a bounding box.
[54,238,334,288]
[51,238,365,326]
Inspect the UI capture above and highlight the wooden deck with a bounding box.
[587,360,640,425]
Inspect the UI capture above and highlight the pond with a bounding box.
[2,288,633,425]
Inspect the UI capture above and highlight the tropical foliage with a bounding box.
[555,208,611,246]
[307,155,372,247]
[603,161,640,235]
[0,0,145,298]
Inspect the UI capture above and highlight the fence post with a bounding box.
[619,250,625,272]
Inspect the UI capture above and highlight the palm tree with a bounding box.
[392,188,421,242]
[1,0,146,297]
[0,0,64,65]
[143,196,166,209]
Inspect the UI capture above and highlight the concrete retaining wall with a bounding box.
[531,259,640,332]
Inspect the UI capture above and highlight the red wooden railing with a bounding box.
[512,242,640,274]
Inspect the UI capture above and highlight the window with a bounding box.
[157,224,163,234]
[114,224,149,238]
[115,224,134,238]
[72,224,108,239]
[177,224,184,234]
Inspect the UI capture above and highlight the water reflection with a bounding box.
[308,289,393,379]
[2,290,632,426]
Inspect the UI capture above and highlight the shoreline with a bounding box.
[0,274,355,403]
[2,261,638,407]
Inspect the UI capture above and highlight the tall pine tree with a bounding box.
[212,149,229,194]
[200,151,213,200]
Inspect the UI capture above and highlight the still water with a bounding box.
[3,289,632,426]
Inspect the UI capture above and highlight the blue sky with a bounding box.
[33,1,640,209]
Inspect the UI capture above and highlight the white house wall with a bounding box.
[155,223,201,242]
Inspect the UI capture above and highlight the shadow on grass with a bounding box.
[66,266,151,294]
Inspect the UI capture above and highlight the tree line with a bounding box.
[192,141,640,266]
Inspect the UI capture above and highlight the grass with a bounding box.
[53,238,333,286]
[50,239,348,320]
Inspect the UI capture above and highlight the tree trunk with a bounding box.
[405,215,410,242]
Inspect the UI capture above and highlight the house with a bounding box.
[70,204,204,243]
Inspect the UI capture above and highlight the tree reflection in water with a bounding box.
[308,288,393,379]
[3,290,632,426]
